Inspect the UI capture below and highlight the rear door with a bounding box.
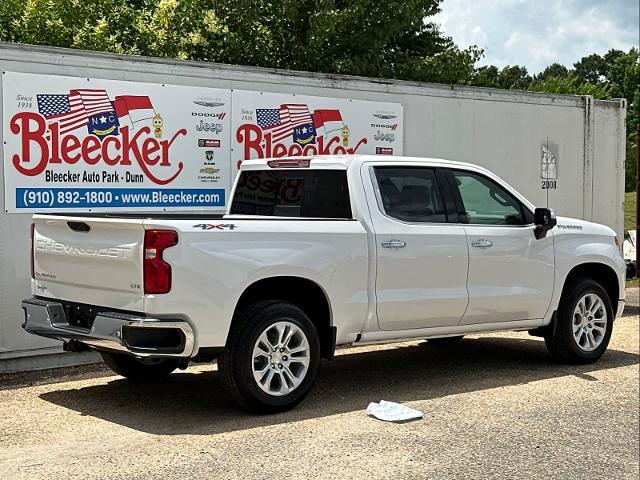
[363,163,469,330]
[444,168,555,324]
[32,215,145,311]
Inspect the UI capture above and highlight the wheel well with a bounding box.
[562,263,620,307]
[231,276,335,359]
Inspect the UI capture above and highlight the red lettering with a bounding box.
[272,143,288,158]
[10,112,49,176]
[50,122,61,164]
[61,135,81,164]
[347,138,367,154]
[288,144,303,156]
[120,125,145,166]
[101,136,121,165]
[142,138,161,166]
[235,123,370,161]
[264,131,273,158]
[237,124,263,159]
[334,146,347,154]
[302,145,318,156]
[82,135,101,165]
[159,129,186,166]
[9,112,185,184]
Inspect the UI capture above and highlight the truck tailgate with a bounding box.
[32,214,145,311]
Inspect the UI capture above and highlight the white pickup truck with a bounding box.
[22,155,626,412]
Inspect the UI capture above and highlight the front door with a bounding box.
[364,164,469,330]
[446,168,555,325]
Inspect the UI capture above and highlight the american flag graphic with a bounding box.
[37,89,113,134]
[256,104,313,142]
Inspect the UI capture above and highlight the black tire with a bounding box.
[100,351,179,381]
[219,301,321,414]
[427,335,464,345]
[544,278,614,364]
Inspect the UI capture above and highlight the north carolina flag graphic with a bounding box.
[113,95,156,126]
[312,109,344,134]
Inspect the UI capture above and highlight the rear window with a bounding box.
[230,170,352,218]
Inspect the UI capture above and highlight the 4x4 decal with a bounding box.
[193,223,238,231]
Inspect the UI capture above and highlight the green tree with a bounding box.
[473,65,500,87]
[527,74,613,99]
[496,65,532,89]
[573,52,608,83]
[536,62,568,80]
[0,0,481,85]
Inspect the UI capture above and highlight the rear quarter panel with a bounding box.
[142,218,369,351]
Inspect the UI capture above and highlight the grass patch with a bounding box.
[624,191,636,232]
[626,277,638,288]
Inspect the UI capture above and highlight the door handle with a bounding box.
[471,239,493,248]
[381,239,406,249]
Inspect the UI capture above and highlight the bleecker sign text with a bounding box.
[236,124,367,159]
[10,112,187,185]
[231,91,404,170]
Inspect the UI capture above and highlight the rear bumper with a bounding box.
[21,298,194,358]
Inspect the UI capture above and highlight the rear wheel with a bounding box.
[100,351,179,381]
[219,301,320,413]
[427,335,464,345]
[544,278,613,364]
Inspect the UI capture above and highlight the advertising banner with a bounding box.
[231,90,403,174]
[2,72,231,212]
[2,72,404,213]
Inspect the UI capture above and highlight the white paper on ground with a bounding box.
[366,400,423,422]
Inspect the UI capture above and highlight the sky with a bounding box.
[433,0,640,74]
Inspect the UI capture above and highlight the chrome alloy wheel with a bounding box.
[252,321,311,396]
[572,293,608,352]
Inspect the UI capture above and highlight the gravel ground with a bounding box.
[1,288,638,480]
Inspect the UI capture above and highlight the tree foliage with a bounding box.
[0,0,481,84]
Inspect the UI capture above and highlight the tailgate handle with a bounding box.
[67,221,91,233]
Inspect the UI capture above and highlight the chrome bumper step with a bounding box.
[21,298,194,358]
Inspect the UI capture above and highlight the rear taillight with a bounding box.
[144,230,178,294]
[30,223,35,279]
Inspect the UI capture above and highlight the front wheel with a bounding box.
[219,301,321,413]
[100,351,179,381]
[544,278,614,364]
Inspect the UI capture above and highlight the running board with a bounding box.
[354,319,545,346]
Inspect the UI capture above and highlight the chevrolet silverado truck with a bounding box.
[22,155,626,413]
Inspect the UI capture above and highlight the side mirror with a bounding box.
[534,208,556,239]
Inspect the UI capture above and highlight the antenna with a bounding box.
[545,136,550,209]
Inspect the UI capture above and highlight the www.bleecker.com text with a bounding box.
[44,170,144,183]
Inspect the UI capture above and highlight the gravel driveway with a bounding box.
[1,288,638,479]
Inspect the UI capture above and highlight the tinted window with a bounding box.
[230,170,352,218]
[451,170,526,225]
[374,167,447,223]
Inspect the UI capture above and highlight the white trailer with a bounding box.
[0,43,626,372]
